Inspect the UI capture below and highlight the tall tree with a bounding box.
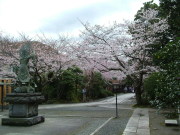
[159,0,180,39]
[125,8,169,104]
[78,8,168,105]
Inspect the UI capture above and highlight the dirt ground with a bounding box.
[149,108,180,135]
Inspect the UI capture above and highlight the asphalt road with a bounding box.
[0,93,135,135]
[39,93,135,109]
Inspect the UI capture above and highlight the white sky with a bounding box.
[0,0,159,38]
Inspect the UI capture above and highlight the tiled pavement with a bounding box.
[123,108,150,135]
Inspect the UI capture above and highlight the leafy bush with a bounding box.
[144,72,160,102]
[150,38,180,109]
[41,66,84,103]
[87,72,112,99]
[41,67,114,103]
[144,71,179,109]
[151,72,179,109]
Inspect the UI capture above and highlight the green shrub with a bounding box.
[144,71,179,109]
[41,67,114,103]
[152,72,179,109]
[151,38,180,109]
[86,72,112,99]
[98,89,113,98]
[41,66,84,103]
[144,72,160,101]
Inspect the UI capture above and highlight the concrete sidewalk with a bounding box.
[123,108,150,135]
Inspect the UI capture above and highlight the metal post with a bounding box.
[115,87,118,118]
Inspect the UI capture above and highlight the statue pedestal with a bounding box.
[2,93,45,126]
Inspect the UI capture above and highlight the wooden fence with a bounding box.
[0,79,12,106]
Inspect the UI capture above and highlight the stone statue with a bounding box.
[13,42,36,93]
[2,42,45,126]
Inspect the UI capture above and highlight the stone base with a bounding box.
[2,115,45,126]
[9,103,38,118]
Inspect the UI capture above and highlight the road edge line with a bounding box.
[89,117,114,135]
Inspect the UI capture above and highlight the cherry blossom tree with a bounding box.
[0,33,19,78]
[0,33,76,92]
[76,22,129,80]
[0,8,169,104]
[124,8,169,104]
[32,35,79,91]
[77,9,169,104]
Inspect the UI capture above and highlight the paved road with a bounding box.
[39,93,135,109]
[0,93,135,135]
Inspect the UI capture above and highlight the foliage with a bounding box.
[135,0,159,20]
[1,1,178,106]
[154,38,180,72]
[150,71,179,109]
[123,75,134,86]
[43,66,84,102]
[0,34,76,93]
[144,72,160,101]
[159,0,180,39]
[42,66,113,102]
[78,22,128,80]
[141,1,180,109]
[144,38,180,109]
[126,8,169,105]
[146,0,180,58]
[86,72,113,99]
[152,38,180,108]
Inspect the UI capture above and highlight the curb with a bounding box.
[123,108,150,135]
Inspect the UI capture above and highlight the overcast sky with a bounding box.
[0,0,159,38]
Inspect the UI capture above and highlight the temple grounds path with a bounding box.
[0,93,135,135]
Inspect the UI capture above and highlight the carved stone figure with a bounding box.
[2,42,45,126]
[14,42,36,93]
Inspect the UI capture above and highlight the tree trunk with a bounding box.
[135,73,143,105]
[135,85,142,105]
